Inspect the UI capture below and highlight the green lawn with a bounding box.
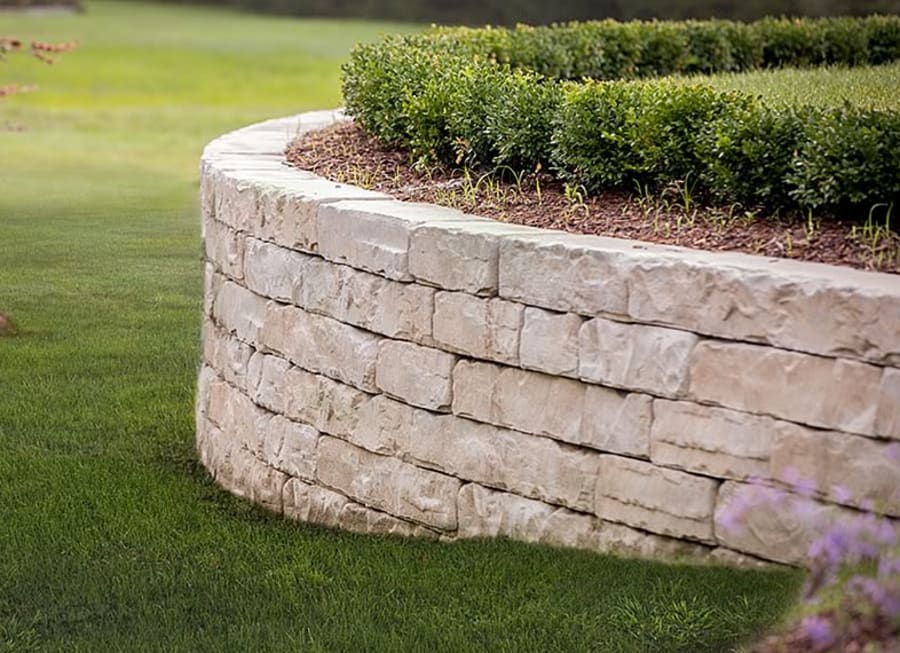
[0,2,801,650]
[682,62,900,111]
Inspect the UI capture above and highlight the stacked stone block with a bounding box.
[197,112,900,567]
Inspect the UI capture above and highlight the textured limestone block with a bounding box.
[350,394,415,456]
[212,280,268,347]
[594,456,718,543]
[299,259,434,343]
[456,483,598,547]
[452,361,584,445]
[282,478,347,527]
[408,220,536,295]
[688,341,883,436]
[282,365,372,439]
[203,321,255,392]
[876,368,900,439]
[207,378,270,459]
[212,169,262,233]
[261,178,388,253]
[770,427,900,516]
[405,408,602,512]
[375,340,456,411]
[282,479,437,538]
[200,165,216,225]
[318,199,468,281]
[650,400,773,481]
[582,387,652,458]
[456,484,710,561]
[624,251,900,367]
[204,219,245,280]
[316,436,461,531]
[260,303,381,392]
[214,443,287,514]
[714,481,853,566]
[261,415,319,481]
[242,238,310,303]
[498,233,631,316]
[202,264,222,318]
[196,365,218,424]
[196,416,223,477]
[519,307,583,377]
[578,318,698,397]
[432,292,523,365]
[589,520,711,560]
[708,548,777,569]
[247,352,290,415]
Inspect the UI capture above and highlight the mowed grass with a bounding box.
[0,2,801,650]
[683,61,900,110]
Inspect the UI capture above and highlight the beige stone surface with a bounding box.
[202,264,222,318]
[299,258,434,342]
[318,199,468,281]
[876,368,900,440]
[770,427,900,516]
[498,233,631,316]
[282,479,437,538]
[213,441,287,515]
[408,220,536,295]
[242,238,309,303]
[202,320,255,391]
[456,483,598,547]
[260,303,381,392]
[582,387,652,458]
[433,292,523,365]
[375,340,456,411]
[247,352,290,414]
[452,361,583,444]
[688,341,883,435]
[650,400,773,480]
[578,318,698,397]
[625,253,900,367]
[594,456,718,542]
[316,436,461,531]
[211,168,261,233]
[262,414,319,481]
[714,481,852,566]
[519,307,583,376]
[204,218,245,280]
[212,280,268,347]
[282,365,372,439]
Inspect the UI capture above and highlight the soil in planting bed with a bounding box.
[286,122,899,274]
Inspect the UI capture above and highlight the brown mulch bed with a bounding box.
[285,122,899,274]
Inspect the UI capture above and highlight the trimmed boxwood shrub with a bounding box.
[343,16,900,213]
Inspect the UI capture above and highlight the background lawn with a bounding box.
[681,61,900,111]
[0,2,801,650]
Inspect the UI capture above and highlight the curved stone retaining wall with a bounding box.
[198,111,900,567]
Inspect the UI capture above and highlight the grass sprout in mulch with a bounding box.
[286,122,899,274]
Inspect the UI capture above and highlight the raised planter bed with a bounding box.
[198,110,900,567]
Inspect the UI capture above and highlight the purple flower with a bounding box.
[800,615,834,649]
[831,484,853,504]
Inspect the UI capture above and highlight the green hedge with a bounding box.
[343,16,900,213]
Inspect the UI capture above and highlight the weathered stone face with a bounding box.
[452,361,584,444]
[315,436,461,531]
[519,307,582,377]
[714,481,853,566]
[770,426,900,516]
[433,292,523,365]
[375,340,455,411]
[650,400,773,481]
[198,111,900,569]
[578,318,698,397]
[594,456,719,543]
[688,341,883,436]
